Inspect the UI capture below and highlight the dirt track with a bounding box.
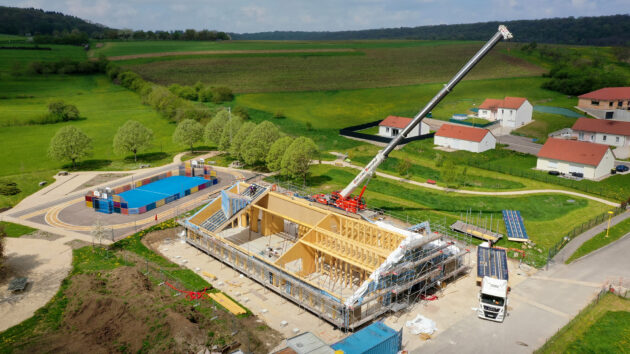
[107,48,356,61]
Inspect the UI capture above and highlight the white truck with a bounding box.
[478,276,508,322]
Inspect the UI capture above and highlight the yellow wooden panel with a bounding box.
[86,201,92,208]
[208,293,246,315]
[191,186,198,193]
[202,271,217,280]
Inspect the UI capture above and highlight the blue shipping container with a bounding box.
[331,322,401,354]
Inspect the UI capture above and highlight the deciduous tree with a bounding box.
[48,126,92,168]
[230,122,256,160]
[266,137,294,172]
[241,121,281,166]
[204,109,230,145]
[173,119,203,153]
[281,137,318,184]
[113,120,153,162]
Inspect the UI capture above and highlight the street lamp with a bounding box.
[605,210,614,238]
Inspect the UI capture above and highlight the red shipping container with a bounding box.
[121,208,129,215]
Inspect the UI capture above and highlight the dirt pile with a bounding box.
[11,259,281,353]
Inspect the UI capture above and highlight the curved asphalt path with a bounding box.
[320,159,619,207]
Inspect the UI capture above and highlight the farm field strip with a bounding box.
[107,48,359,61]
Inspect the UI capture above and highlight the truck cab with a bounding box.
[478,276,508,322]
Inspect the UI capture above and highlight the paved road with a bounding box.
[553,211,630,263]
[420,230,630,353]
[497,135,543,155]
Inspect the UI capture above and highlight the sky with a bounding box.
[6,0,630,33]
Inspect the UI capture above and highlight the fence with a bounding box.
[547,205,627,262]
[447,118,498,128]
[339,120,434,145]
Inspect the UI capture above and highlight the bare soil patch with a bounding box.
[72,173,131,192]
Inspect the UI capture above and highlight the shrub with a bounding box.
[178,86,198,101]
[0,181,20,196]
[232,106,250,120]
[273,111,285,119]
[211,86,234,103]
[199,87,214,102]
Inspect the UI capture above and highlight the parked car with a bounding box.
[548,170,560,176]
[616,165,629,172]
[570,172,584,178]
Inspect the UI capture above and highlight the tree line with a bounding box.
[231,14,630,46]
[48,111,318,183]
[521,43,630,96]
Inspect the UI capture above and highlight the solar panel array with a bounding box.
[502,209,529,242]
[477,246,509,281]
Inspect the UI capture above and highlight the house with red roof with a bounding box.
[536,138,614,180]
[577,87,630,121]
[478,96,532,128]
[378,115,429,138]
[572,117,630,148]
[434,124,496,153]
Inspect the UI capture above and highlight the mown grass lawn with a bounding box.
[513,111,577,143]
[301,164,609,250]
[567,215,630,263]
[0,221,36,237]
[536,293,630,353]
[0,75,182,176]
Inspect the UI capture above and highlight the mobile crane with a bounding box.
[313,26,513,213]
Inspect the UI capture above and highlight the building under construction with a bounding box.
[180,182,469,330]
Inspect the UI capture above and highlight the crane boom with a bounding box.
[339,25,513,198]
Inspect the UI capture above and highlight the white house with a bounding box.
[378,115,429,138]
[536,138,614,180]
[572,117,630,148]
[478,97,533,128]
[434,124,496,153]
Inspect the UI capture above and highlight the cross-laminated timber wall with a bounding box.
[181,186,469,330]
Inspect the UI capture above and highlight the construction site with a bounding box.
[180,181,471,331]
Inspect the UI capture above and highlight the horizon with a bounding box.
[3,0,630,33]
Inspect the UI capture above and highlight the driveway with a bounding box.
[419,231,630,353]
[497,135,543,155]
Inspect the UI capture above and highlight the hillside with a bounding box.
[231,15,630,46]
[0,6,108,36]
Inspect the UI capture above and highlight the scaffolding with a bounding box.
[180,182,471,330]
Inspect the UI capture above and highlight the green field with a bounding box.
[567,216,630,263]
[91,39,474,57]
[0,44,86,74]
[0,74,187,208]
[536,293,630,353]
[123,42,543,93]
[236,77,574,129]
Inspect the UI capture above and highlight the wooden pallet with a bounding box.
[208,293,247,315]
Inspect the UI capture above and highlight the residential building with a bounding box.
[572,117,630,147]
[536,138,614,180]
[378,115,429,138]
[478,97,533,128]
[577,87,630,120]
[434,124,496,153]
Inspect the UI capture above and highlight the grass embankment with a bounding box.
[536,293,630,353]
[567,215,630,263]
[295,164,609,251]
[0,221,36,237]
[122,42,543,93]
[0,220,277,353]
